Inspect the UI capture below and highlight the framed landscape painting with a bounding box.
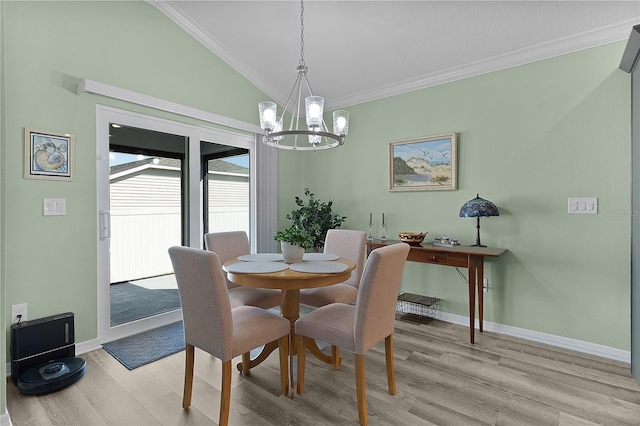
[389,133,457,191]
[24,128,74,181]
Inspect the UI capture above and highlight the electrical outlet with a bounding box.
[11,303,27,324]
[568,197,597,214]
[483,279,489,293]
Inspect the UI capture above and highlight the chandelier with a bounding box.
[258,0,349,151]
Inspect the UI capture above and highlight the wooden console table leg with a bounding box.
[468,256,477,344]
[477,258,484,333]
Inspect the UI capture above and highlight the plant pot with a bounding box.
[281,241,304,264]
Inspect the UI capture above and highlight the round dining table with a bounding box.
[223,255,356,397]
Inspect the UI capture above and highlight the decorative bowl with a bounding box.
[398,232,427,244]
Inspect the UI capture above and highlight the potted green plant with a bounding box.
[285,188,346,252]
[274,225,314,263]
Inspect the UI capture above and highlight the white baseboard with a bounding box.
[3,317,631,382]
[76,338,102,355]
[1,410,13,426]
[435,311,631,364]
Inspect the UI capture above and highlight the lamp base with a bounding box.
[469,244,487,247]
[473,217,484,247]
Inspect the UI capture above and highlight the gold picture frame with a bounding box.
[389,133,457,191]
[24,128,74,181]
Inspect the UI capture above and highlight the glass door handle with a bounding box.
[99,210,111,240]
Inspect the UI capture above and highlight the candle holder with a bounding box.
[380,224,388,242]
[367,223,374,242]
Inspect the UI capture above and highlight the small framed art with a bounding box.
[24,128,74,181]
[389,133,457,191]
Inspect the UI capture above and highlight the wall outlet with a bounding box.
[483,279,489,293]
[11,303,27,324]
[568,197,597,214]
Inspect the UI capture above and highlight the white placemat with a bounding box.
[237,253,284,262]
[289,261,349,274]
[226,261,289,274]
[302,253,340,261]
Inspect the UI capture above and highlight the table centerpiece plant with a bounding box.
[274,225,315,263]
[284,188,346,252]
[275,188,346,262]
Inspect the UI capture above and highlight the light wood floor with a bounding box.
[6,319,640,425]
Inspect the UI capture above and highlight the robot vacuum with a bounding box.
[17,357,86,395]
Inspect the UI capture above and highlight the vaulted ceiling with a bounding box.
[150,1,640,111]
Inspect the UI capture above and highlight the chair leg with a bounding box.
[296,336,307,395]
[183,343,195,409]
[355,354,368,426]
[219,360,232,426]
[331,345,340,370]
[278,336,289,396]
[385,335,396,395]
[241,352,251,376]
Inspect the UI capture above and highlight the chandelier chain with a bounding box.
[299,0,305,66]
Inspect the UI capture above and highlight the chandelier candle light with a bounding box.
[258,0,349,150]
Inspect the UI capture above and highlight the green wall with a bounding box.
[1,0,266,362]
[1,5,633,420]
[1,0,6,417]
[279,42,631,350]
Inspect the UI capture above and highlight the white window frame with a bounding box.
[94,104,272,343]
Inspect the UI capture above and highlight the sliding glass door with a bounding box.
[96,106,257,343]
[202,141,250,238]
[108,143,184,327]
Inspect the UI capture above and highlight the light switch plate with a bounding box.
[43,198,66,216]
[568,198,597,214]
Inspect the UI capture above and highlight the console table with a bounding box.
[366,240,507,343]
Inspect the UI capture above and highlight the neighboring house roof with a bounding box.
[110,157,248,177]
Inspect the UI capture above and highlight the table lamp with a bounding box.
[459,193,499,247]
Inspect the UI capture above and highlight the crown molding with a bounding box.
[148,0,288,106]
[325,18,639,111]
[149,0,637,111]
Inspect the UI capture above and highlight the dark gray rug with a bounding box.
[110,281,181,326]
[102,321,185,370]
[104,305,318,370]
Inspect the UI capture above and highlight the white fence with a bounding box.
[110,210,249,283]
[109,164,250,283]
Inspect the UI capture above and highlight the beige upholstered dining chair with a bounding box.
[298,229,367,307]
[204,231,282,309]
[168,246,290,426]
[295,243,410,426]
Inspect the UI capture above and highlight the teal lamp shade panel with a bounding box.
[459,194,499,247]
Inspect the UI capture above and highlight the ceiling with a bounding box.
[149,1,640,111]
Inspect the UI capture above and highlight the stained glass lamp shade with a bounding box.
[459,194,499,247]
